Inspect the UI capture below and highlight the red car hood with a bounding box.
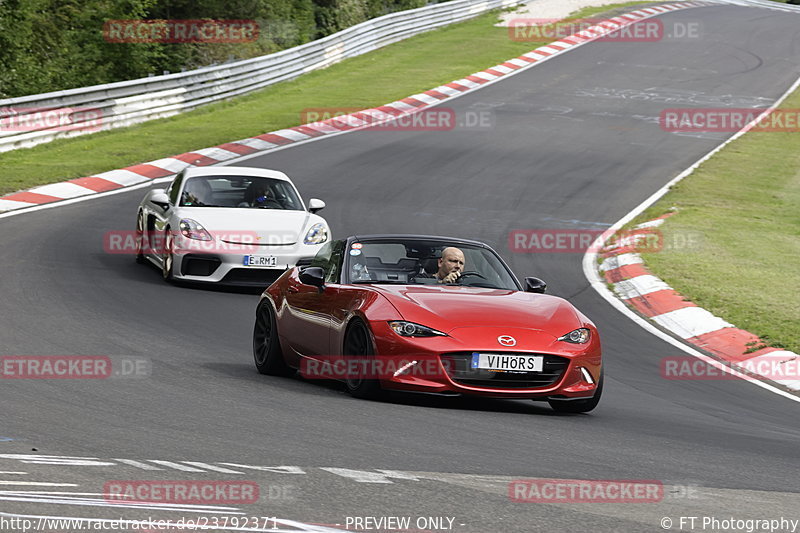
[371,285,585,337]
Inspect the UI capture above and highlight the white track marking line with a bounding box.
[320,467,419,483]
[0,471,27,475]
[582,73,800,404]
[147,460,206,472]
[219,464,306,474]
[182,462,244,474]
[0,481,78,486]
[0,491,106,495]
[0,491,242,512]
[0,454,115,466]
[6,492,240,510]
[0,494,243,513]
[113,458,163,470]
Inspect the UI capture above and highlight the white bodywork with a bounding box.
[136,166,330,285]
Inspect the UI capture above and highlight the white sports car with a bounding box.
[135,166,330,286]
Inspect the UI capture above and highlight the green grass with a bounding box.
[0,1,653,196]
[634,90,800,354]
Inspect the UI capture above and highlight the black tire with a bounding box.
[547,368,603,414]
[253,302,292,376]
[161,229,174,281]
[343,320,382,399]
[135,212,146,264]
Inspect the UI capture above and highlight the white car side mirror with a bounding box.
[151,190,170,209]
[308,198,326,213]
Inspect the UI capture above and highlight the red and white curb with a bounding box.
[598,214,800,392]
[0,1,713,213]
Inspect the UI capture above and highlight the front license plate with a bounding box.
[471,353,543,372]
[243,255,277,267]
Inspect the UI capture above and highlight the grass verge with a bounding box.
[634,89,800,354]
[0,1,653,196]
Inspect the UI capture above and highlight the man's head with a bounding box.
[252,182,273,204]
[437,247,465,280]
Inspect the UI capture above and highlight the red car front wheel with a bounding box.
[343,320,382,399]
[547,368,603,413]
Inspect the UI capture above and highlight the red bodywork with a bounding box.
[262,267,601,400]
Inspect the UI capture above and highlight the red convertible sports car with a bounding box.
[253,235,602,413]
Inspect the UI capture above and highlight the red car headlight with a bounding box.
[388,321,447,338]
[558,328,591,344]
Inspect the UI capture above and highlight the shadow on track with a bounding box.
[205,362,590,417]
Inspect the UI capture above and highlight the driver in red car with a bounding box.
[435,246,465,283]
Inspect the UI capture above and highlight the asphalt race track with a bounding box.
[1,4,799,532]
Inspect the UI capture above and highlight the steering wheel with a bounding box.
[255,197,283,209]
[458,271,487,281]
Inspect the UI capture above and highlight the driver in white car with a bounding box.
[241,181,279,208]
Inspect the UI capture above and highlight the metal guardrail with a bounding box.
[0,0,523,152]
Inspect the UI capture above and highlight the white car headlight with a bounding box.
[179,219,212,241]
[304,223,329,245]
[558,328,591,344]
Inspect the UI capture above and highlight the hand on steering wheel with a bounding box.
[457,271,487,281]
[255,196,282,208]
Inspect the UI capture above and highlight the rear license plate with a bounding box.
[471,353,543,372]
[243,255,277,267]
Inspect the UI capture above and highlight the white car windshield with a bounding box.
[180,176,304,210]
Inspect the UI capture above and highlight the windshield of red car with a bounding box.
[345,239,519,290]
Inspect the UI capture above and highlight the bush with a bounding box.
[0,0,425,98]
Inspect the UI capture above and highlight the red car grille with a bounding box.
[440,352,569,389]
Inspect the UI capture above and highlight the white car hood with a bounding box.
[175,207,321,245]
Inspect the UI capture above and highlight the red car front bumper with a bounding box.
[367,321,602,399]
